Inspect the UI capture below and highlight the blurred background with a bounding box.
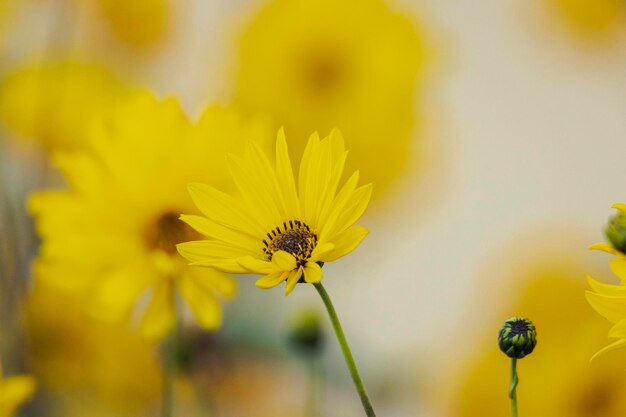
[1,0,625,416]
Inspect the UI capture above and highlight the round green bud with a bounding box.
[498,317,537,359]
[288,309,324,355]
[605,211,626,254]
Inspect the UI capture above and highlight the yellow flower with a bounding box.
[586,203,626,359]
[0,59,130,152]
[29,90,270,340]
[0,362,36,417]
[178,129,371,295]
[235,0,426,196]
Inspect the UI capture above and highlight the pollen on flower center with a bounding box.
[263,220,318,266]
[145,211,200,255]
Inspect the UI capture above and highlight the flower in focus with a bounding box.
[235,0,426,195]
[0,59,130,152]
[586,203,626,359]
[29,90,270,340]
[0,361,36,417]
[178,129,371,295]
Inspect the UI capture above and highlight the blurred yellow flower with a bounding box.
[29,91,271,340]
[92,0,171,48]
[545,0,626,37]
[25,278,160,415]
[178,129,371,295]
[586,203,626,360]
[235,0,426,195]
[0,59,130,152]
[0,361,36,417]
[450,265,626,417]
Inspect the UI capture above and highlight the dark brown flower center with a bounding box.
[263,220,318,267]
[145,211,200,255]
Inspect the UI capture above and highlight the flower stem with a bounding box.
[161,324,179,417]
[509,358,518,417]
[313,283,376,417]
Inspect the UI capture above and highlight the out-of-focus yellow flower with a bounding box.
[235,0,426,195]
[586,203,626,360]
[0,60,130,152]
[545,0,626,37]
[450,266,626,417]
[0,361,36,417]
[25,278,159,415]
[178,129,371,295]
[92,0,171,48]
[29,90,271,341]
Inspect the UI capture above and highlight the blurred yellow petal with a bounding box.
[141,281,175,341]
[0,375,36,417]
[177,274,222,331]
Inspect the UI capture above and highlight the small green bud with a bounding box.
[498,317,537,359]
[605,211,626,254]
[288,309,324,355]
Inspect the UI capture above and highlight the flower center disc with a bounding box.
[146,211,200,254]
[263,220,318,266]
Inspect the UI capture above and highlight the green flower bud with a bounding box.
[498,317,537,359]
[288,309,324,355]
[605,211,626,254]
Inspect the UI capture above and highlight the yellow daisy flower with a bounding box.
[29,90,271,341]
[235,0,426,196]
[0,362,36,417]
[0,59,130,152]
[586,203,626,359]
[178,128,371,295]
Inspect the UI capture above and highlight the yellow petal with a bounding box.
[322,226,369,262]
[237,256,274,274]
[191,267,238,299]
[91,264,152,322]
[187,183,265,236]
[310,242,335,261]
[141,281,176,341]
[285,267,303,296]
[256,271,290,289]
[611,202,626,212]
[188,259,248,274]
[177,274,222,331]
[609,318,626,338]
[589,242,618,254]
[272,250,297,271]
[0,375,36,415]
[303,262,323,284]
[177,240,251,263]
[275,128,300,218]
[591,338,626,362]
[179,214,258,253]
[587,275,626,296]
[585,290,626,323]
[333,183,372,236]
[609,257,626,282]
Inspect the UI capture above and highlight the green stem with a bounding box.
[313,283,376,417]
[307,357,320,417]
[161,324,178,417]
[509,358,518,417]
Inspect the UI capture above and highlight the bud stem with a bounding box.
[313,283,376,417]
[509,358,518,417]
